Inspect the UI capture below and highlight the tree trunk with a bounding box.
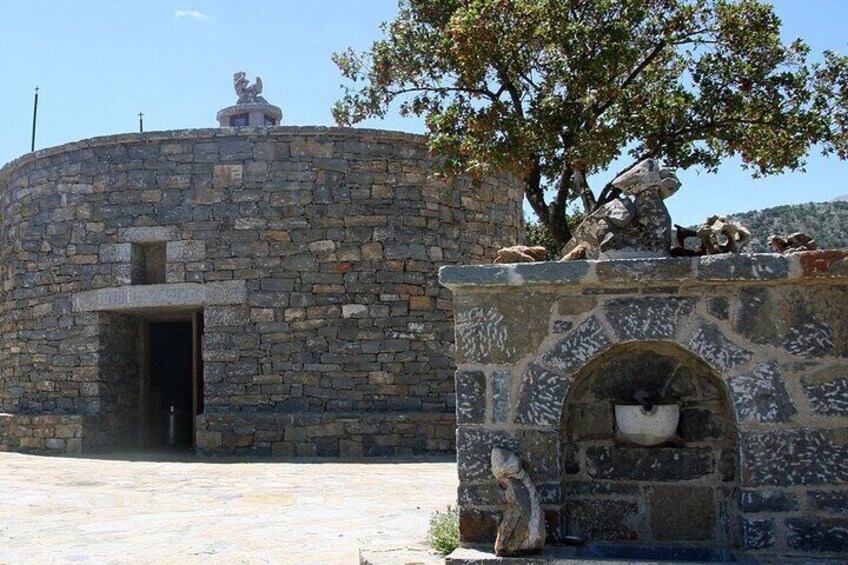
[545,208,573,249]
[574,168,596,213]
[523,163,575,250]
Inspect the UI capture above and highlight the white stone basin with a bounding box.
[614,404,680,446]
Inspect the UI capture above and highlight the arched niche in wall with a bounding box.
[560,341,739,547]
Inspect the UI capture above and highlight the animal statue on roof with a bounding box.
[233,71,265,104]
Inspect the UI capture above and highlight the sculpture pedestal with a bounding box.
[216,102,282,127]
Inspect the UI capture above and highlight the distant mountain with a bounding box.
[831,194,848,203]
[729,201,848,252]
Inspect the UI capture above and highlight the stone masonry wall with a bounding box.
[0,126,524,455]
[96,313,143,450]
[441,252,848,558]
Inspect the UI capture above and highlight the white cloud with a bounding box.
[174,10,207,20]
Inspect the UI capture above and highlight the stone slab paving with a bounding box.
[0,452,457,565]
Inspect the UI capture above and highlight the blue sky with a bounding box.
[1,0,845,226]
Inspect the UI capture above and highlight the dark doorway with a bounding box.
[146,318,202,450]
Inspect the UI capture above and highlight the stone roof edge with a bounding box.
[439,250,848,288]
[0,126,426,182]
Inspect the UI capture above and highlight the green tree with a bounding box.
[333,0,847,246]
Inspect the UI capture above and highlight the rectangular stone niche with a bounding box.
[132,242,166,284]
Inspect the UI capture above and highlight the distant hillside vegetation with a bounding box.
[729,201,848,252]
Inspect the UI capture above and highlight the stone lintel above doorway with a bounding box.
[71,281,246,313]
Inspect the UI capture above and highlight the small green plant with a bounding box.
[428,505,460,555]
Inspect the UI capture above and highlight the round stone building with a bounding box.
[0,122,524,455]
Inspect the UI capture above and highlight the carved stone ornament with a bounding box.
[233,71,266,104]
[672,215,753,256]
[491,447,545,556]
[560,159,680,261]
[768,232,818,254]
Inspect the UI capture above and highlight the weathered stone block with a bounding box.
[339,438,363,458]
[454,304,510,364]
[804,373,848,417]
[408,296,432,311]
[290,138,334,158]
[786,517,848,553]
[807,490,848,515]
[798,250,848,277]
[512,261,592,284]
[587,447,714,481]
[99,243,132,263]
[45,438,65,450]
[741,429,848,486]
[740,489,799,513]
[490,371,511,424]
[205,306,250,327]
[73,283,205,312]
[65,438,82,455]
[604,297,696,341]
[728,360,796,423]
[518,430,560,483]
[459,508,501,543]
[697,254,789,281]
[456,427,517,483]
[783,314,835,358]
[341,304,368,319]
[195,430,222,449]
[570,401,614,440]
[543,316,611,375]
[205,280,247,305]
[567,499,639,541]
[686,322,752,372]
[741,517,775,550]
[439,264,520,287]
[166,240,206,262]
[455,370,486,425]
[650,486,715,541]
[516,363,572,427]
[458,482,503,507]
[595,257,693,282]
[708,297,729,320]
[732,286,775,342]
[678,408,724,441]
[454,293,552,364]
[118,226,179,243]
[212,164,243,187]
[556,296,597,317]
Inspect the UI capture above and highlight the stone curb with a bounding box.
[439,251,848,289]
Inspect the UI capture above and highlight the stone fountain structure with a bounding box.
[441,162,848,560]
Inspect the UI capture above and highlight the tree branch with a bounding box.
[593,40,668,118]
[493,62,526,119]
[592,27,715,120]
[386,85,499,101]
[524,160,548,220]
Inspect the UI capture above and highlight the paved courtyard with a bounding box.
[0,452,457,564]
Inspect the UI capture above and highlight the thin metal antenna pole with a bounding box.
[31,87,39,152]
[139,111,144,133]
